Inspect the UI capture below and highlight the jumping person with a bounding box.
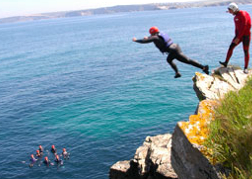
[219,2,251,74]
[133,26,209,78]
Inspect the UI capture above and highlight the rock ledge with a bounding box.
[110,67,252,179]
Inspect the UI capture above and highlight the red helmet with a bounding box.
[52,145,55,149]
[45,157,48,161]
[149,26,159,35]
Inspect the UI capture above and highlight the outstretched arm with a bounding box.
[132,36,158,43]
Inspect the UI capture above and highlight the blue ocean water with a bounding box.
[0,5,251,179]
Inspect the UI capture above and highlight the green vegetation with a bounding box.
[205,77,252,179]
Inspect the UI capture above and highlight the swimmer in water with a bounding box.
[62,148,69,159]
[36,150,42,158]
[43,156,50,166]
[55,155,63,165]
[39,145,44,153]
[30,154,37,163]
[29,154,37,167]
[51,145,57,154]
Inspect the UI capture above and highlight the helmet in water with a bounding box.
[36,150,40,153]
[228,2,239,12]
[149,26,159,35]
[52,145,55,149]
[45,157,48,161]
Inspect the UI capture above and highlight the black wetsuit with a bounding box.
[43,160,50,165]
[55,158,62,164]
[135,34,205,74]
[51,148,57,154]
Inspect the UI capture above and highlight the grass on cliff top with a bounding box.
[205,77,252,179]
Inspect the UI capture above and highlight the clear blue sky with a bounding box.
[0,0,207,18]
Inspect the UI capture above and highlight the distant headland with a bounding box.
[1,0,252,24]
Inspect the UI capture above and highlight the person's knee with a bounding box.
[229,43,236,49]
[167,58,173,64]
[244,49,249,56]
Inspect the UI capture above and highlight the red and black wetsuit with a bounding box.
[226,10,251,68]
[135,33,206,74]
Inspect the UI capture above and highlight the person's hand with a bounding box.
[144,36,148,40]
[233,38,240,44]
[132,37,137,42]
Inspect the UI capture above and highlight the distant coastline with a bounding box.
[1,0,252,24]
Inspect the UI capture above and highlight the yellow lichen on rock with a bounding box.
[178,100,218,148]
[195,72,206,81]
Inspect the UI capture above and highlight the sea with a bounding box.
[0,5,251,179]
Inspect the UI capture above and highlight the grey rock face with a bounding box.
[171,67,252,179]
[193,67,251,100]
[110,134,178,179]
[171,125,220,179]
[110,67,252,179]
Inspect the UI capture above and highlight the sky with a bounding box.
[0,0,207,18]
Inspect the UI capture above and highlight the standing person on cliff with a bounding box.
[132,26,209,78]
[219,2,251,74]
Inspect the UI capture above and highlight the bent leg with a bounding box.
[225,37,241,64]
[225,43,236,63]
[167,53,179,73]
[175,51,204,69]
[169,44,204,69]
[242,35,251,69]
[174,46,209,74]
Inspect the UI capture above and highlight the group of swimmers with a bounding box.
[29,145,69,167]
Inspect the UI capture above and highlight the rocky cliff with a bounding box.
[109,66,252,179]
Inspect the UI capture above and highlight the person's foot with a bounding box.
[203,65,209,75]
[174,72,181,78]
[219,61,227,67]
[244,68,249,74]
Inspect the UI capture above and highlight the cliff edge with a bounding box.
[109,66,252,179]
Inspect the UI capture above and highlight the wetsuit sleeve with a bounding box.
[135,36,159,44]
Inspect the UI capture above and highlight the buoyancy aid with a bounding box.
[157,32,173,52]
[159,32,173,46]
